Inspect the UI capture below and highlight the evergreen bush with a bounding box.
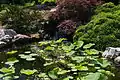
[74,3,120,50]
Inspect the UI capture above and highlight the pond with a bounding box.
[0,43,46,80]
[0,40,120,80]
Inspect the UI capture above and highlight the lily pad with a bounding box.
[0,67,14,73]
[38,73,48,78]
[83,43,95,49]
[30,53,38,56]
[20,69,37,76]
[19,55,31,59]
[24,51,31,54]
[7,50,18,55]
[26,58,36,61]
[5,58,19,65]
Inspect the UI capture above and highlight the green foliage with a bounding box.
[38,0,56,4]
[0,38,115,79]
[0,0,56,5]
[5,57,19,66]
[32,38,114,79]
[74,2,120,50]
[0,67,19,80]
[7,50,18,55]
[20,69,37,75]
[0,5,48,34]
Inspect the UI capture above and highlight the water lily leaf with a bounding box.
[101,59,111,68]
[14,76,19,79]
[0,67,14,73]
[51,44,57,47]
[56,38,67,43]
[99,73,108,80]
[5,62,15,65]
[75,66,88,71]
[20,69,37,76]
[74,41,84,49]
[18,54,25,57]
[67,76,73,79]
[63,77,69,80]
[0,74,4,78]
[83,43,95,49]
[39,41,52,46]
[66,51,76,56]
[45,46,55,51]
[48,70,58,79]
[24,1,35,7]
[88,64,95,67]
[57,70,70,75]
[44,62,54,66]
[97,70,106,73]
[71,69,77,71]
[95,67,100,70]
[62,44,75,52]
[3,76,12,80]
[84,72,101,80]
[38,73,48,78]
[98,70,114,76]
[39,50,44,53]
[30,53,38,56]
[59,60,66,64]
[7,50,18,55]
[105,71,115,76]
[26,58,36,61]
[19,55,31,59]
[67,63,75,67]
[62,46,71,52]
[84,49,99,55]
[72,56,85,63]
[24,51,31,54]
[5,58,19,65]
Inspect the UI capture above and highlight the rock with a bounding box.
[102,47,120,66]
[102,47,120,59]
[0,29,30,49]
[114,56,120,64]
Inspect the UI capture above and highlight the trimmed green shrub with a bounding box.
[74,3,120,50]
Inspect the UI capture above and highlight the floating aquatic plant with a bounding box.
[20,69,37,76]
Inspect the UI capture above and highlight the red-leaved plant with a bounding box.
[47,0,102,40]
[57,20,76,35]
[49,0,102,22]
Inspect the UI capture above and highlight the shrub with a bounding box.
[47,0,103,40]
[0,5,48,34]
[74,3,120,50]
[56,20,76,40]
[0,0,56,5]
[49,0,92,23]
